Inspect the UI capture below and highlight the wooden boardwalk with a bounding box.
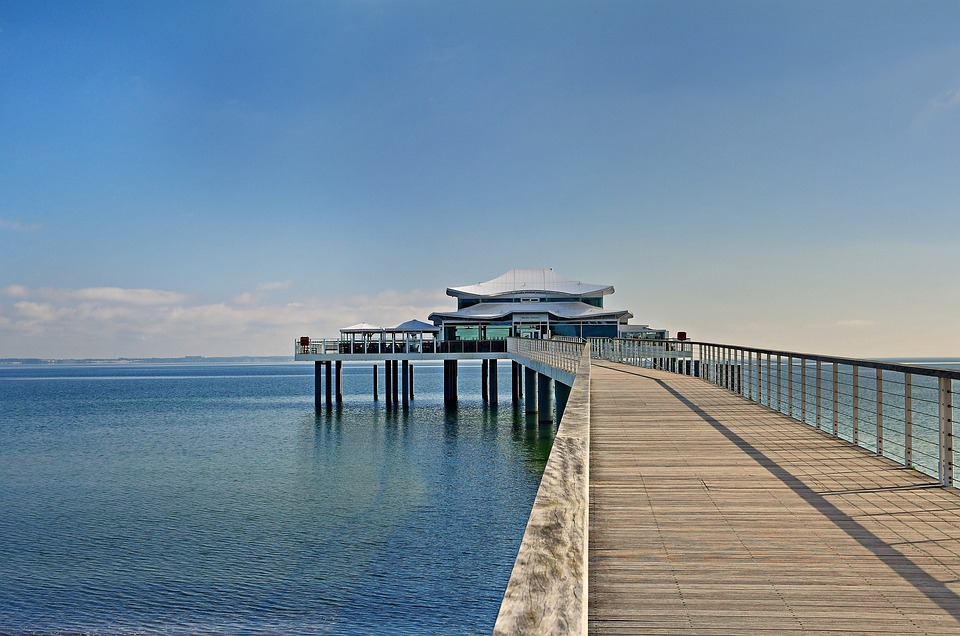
[589,362,960,635]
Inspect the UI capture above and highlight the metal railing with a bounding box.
[592,338,958,488]
[295,338,507,355]
[508,337,586,376]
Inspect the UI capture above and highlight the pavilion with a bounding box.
[428,268,662,341]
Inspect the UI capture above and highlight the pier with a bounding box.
[491,338,960,635]
[294,336,588,422]
[290,268,960,633]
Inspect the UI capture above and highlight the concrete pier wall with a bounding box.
[494,343,591,636]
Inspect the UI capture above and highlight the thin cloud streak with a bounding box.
[0,218,42,232]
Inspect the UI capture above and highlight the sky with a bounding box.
[1,0,959,359]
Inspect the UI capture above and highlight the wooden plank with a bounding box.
[589,362,960,634]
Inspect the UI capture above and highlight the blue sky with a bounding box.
[2,0,959,358]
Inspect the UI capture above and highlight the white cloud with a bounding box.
[1,284,29,297]
[0,218,42,232]
[256,280,292,292]
[914,87,960,128]
[233,281,292,305]
[0,284,453,358]
[14,301,60,322]
[68,287,189,305]
[931,87,960,113]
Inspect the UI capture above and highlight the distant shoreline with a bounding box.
[0,356,294,366]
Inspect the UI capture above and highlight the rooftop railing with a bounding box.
[591,338,958,488]
[294,338,507,355]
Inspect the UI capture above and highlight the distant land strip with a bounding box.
[0,356,295,365]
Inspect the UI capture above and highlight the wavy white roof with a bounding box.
[340,322,384,333]
[447,268,614,298]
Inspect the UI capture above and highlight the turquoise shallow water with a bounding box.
[0,362,553,635]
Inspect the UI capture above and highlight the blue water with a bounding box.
[0,362,553,635]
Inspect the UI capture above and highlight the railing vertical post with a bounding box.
[722,347,728,389]
[776,354,782,413]
[852,365,859,445]
[800,357,807,424]
[730,347,735,391]
[757,352,762,404]
[876,369,883,456]
[832,363,839,437]
[788,356,794,418]
[733,349,743,395]
[721,347,726,389]
[815,360,822,430]
[939,377,953,487]
[904,373,913,468]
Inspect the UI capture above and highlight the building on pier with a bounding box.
[294,268,668,413]
[428,268,656,341]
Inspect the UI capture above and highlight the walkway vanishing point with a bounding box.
[495,339,960,635]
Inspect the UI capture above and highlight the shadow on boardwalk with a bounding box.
[590,362,960,635]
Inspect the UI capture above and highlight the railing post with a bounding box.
[832,363,839,437]
[852,365,859,445]
[725,347,731,390]
[766,353,771,408]
[939,377,953,487]
[904,373,913,468]
[815,360,822,430]
[757,352,762,404]
[776,354,782,413]
[876,369,883,456]
[800,357,807,424]
[788,356,794,418]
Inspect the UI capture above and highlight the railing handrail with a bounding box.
[590,337,960,381]
[507,336,586,376]
[590,336,957,488]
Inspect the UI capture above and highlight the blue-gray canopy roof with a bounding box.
[392,319,440,332]
[429,301,632,323]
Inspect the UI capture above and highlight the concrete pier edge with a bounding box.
[493,344,591,636]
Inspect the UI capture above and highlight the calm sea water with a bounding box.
[0,362,554,635]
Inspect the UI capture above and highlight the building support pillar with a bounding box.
[391,360,399,405]
[524,367,538,414]
[335,361,343,404]
[488,359,498,406]
[409,363,414,400]
[444,359,458,405]
[324,361,332,408]
[481,360,489,401]
[511,362,521,405]
[555,381,572,423]
[373,364,378,401]
[385,360,393,407]
[537,373,554,423]
[401,360,410,408]
[314,361,323,411]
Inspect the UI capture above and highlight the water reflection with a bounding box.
[511,410,555,472]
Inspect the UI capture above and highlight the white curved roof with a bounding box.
[340,322,384,333]
[447,268,614,298]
